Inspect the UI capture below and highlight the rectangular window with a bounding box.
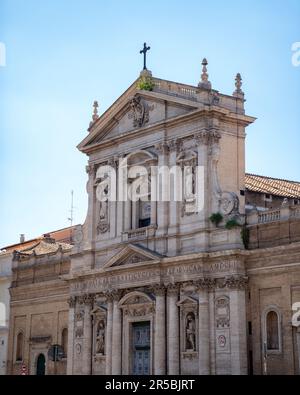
[139,218,150,228]
[248,321,252,335]
[264,194,272,202]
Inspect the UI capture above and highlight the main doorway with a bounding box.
[132,322,150,375]
[36,353,46,375]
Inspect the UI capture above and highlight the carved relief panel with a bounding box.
[215,296,230,353]
[128,95,154,128]
[74,309,84,339]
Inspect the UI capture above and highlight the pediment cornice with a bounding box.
[102,244,162,271]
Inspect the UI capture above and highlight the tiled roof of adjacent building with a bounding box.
[0,225,78,253]
[245,174,300,198]
[13,235,72,261]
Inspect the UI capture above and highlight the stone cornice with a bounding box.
[245,241,300,259]
[71,245,246,269]
[10,293,70,307]
[80,106,254,155]
[66,248,246,284]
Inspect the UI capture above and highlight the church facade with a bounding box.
[5,60,300,375]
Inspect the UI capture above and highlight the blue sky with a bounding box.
[0,0,299,247]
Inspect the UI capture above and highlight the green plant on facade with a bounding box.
[137,76,155,91]
[225,218,240,230]
[209,212,223,227]
[241,226,250,249]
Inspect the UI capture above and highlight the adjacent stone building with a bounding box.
[4,228,74,375]
[4,60,300,375]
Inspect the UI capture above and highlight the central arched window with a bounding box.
[126,150,156,230]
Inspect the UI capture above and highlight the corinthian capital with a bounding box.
[155,142,169,155]
[166,283,180,295]
[210,130,221,144]
[106,289,122,302]
[219,275,248,290]
[86,163,95,176]
[195,130,210,145]
[195,277,216,290]
[80,293,94,307]
[67,296,77,308]
[151,284,166,296]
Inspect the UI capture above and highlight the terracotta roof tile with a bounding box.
[14,238,72,260]
[1,225,78,252]
[245,174,300,198]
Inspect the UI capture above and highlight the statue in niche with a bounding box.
[184,166,195,202]
[97,184,109,234]
[96,321,105,354]
[186,313,196,351]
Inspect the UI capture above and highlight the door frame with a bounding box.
[36,353,46,376]
[122,316,153,375]
[132,321,151,375]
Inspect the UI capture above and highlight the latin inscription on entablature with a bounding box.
[71,263,204,293]
[71,269,161,293]
[70,260,242,294]
[206,260,242,274]
[163,263,203,278]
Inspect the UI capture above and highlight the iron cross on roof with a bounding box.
[140,42,150,70]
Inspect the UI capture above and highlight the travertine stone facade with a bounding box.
[6,236,71,375]
[65,68,255,375]
[0,252,12,375]
[5,66,300,375]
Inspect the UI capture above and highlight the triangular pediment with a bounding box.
[103,244,162,270]
[78,80,201,153]
[177,296,198,307]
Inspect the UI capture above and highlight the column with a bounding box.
[167,140,180,254]
[297,329,300,372]
[115,158,125,237]
[154,286,166,375]
[209,291,216,374]
[229,287,248,375]
[67,296,76,375]
[124,198,131,231]
[168,140,179,226]
[111,295,122,374]
[82,294,93,375]
[132,200,137,230]
[85,164,95,244]
[167,285,180,375]
[208,129,222,214]
[150,166,157,227]
[155,142,169,237]
[198,286,210,375]
[109,159,117,239]
[195,131,209,223]
[105,297,113,375]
